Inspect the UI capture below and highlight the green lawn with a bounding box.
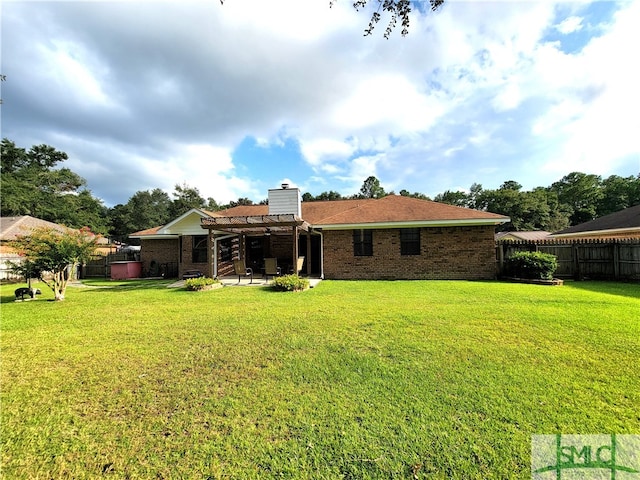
[1,279,638,479]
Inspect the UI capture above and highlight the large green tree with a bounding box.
[8,227,98,301]
[108,188,173,239]
[433,190,468,207]
[224,197,254,209]
[549,172,604,225]
[302,191,344,202]
[399,189,429,200]
[436,181,571,232]
[597,174,640,217]
[169,183,207,218]
[357,175,386,199]
[1,139,108,233]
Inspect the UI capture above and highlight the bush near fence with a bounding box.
[496,238,640,281]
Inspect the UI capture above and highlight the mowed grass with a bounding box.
[1,279,638,479]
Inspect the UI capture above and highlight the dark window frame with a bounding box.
[192,235,208,263]
[353,229,373,256]
[400,228,421,255]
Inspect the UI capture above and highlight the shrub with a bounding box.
[185,277,220,291]
[271,274,309,292]
[504,251,558,280]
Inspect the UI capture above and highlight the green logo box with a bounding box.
[532,435,640,479]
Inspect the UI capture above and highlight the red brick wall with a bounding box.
[322,226,497,280]
[179,235,209,277]
[140,236,211,278]
[140,238,179,276]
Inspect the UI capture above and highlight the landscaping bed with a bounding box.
[503,277,564,286]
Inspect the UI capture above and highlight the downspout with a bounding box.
[293,225,299,274]
[213,236,218,278]
[208,230,215,279]
[312,228,324,279]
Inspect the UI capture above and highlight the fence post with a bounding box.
[572,243,581,280]
[613,241,620,280]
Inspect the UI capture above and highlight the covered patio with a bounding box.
[201,213,323,280]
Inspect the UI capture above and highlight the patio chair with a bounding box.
[233,259,253,284]
[264,257,281,281]
[292,256,305,275]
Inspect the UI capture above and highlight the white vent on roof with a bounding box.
[268,186,301,216]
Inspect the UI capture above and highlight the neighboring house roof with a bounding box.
[130,226,163,236]
[0,244,21,257]
[496,231,551,241]
[0,215,73,241]
[132,197,509,237]
[550,204,640,238]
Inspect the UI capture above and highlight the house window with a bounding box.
[192,235,208,263]
[353,229,373,256]
[219,238,232,262]
[400,228,421,255]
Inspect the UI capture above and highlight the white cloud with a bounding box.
[2,0,638,208]
[299,138,354,169]
[162,144,260,203]
[341,153,387,193]
[331,74,447,132]
[556,16,584,34]
[537,0,640,176]
[220,0,360,42]
[492,81,523,112]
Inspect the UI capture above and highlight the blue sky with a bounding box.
[2,0,638,207]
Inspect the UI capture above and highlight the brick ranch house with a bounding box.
[130,185,510,280]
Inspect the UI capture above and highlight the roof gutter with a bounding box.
[128,234,179,240]
[550,226,640,238]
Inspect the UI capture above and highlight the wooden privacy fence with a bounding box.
[496,238,640,281]
[82,253,178,279]
[82,253,130,278]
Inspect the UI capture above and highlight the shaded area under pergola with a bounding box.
[201,214,317,278]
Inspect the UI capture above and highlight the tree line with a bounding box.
[304,174,640,232]
[2,139,639,240]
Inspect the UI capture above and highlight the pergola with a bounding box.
[200,214,313,278]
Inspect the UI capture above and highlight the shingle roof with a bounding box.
[130,226,163,236]
[0,215,74,241]
[131,196,509,237]
[214,196,508,227]
[309,195,508,226]
[496,231,551,241]
[552,204,640,237]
